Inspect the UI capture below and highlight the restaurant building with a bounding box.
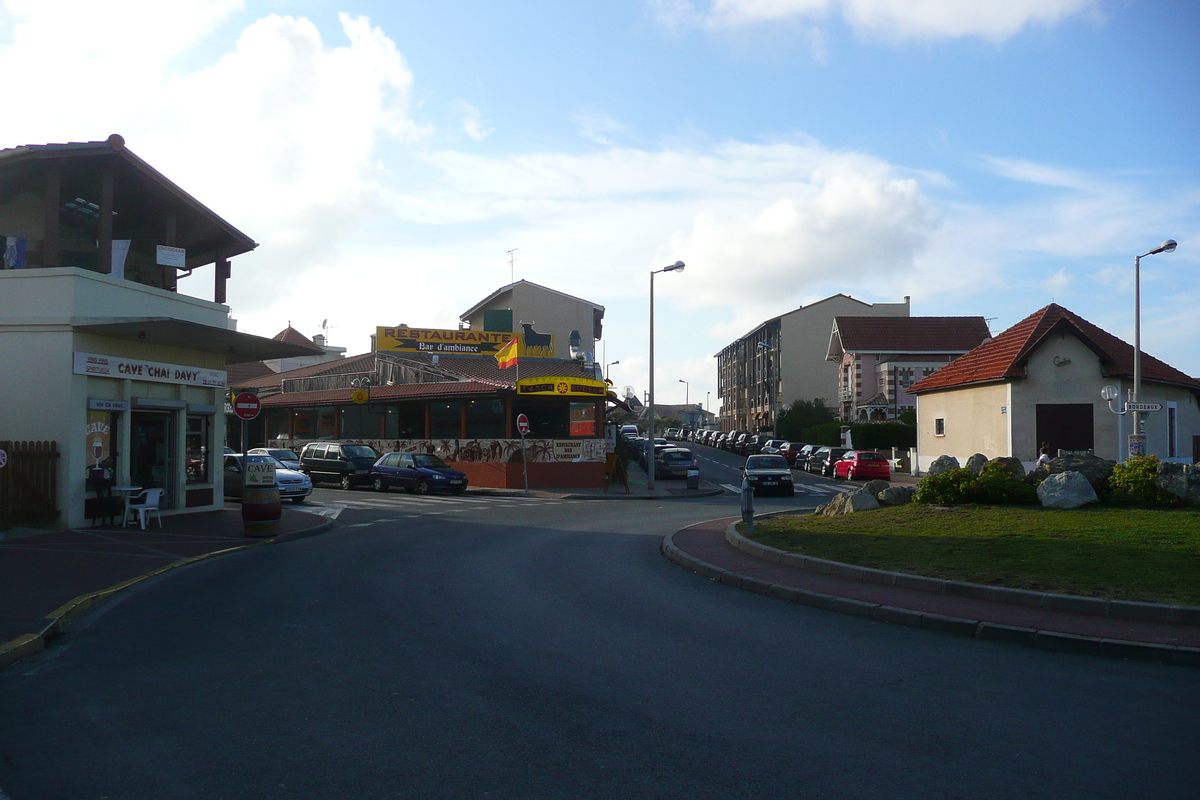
[0,135,317,529]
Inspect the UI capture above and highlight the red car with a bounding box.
[833,450,892,481]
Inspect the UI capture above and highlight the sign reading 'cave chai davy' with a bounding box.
[375,326,554,357]
[516,376,607,397]
[73,353,226,388]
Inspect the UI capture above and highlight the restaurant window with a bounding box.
[430,401,462,438]
[385,402,425,438]
[339,404,381,439]
[466,399,505,439]
[265,409,290,441]
[292,408,317,440]
[512,399,570,438]
[569,402,597,437]
[317,406,336,438]
[185,415,210,484]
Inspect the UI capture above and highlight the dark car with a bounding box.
[298,441,382,489]
[793,444,819,471]
[778,442,805,466]
[807,446,851,477]
[742,434,771,455]
[742,454,794,496]
[370,452,468,495]
[733,432,754,455]
[655,447,698,479]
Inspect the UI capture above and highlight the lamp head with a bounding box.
[1147,239,1178,256]
[1100,385,1119,401]
[667,261,685,272]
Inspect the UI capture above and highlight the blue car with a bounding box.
[370,452,469,495]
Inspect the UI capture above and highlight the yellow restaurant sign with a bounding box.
[516,376,607,397]
[376,326,554,357]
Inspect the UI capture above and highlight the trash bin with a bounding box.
[242,484,281,537]
[686,469,700,490]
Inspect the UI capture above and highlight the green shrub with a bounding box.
[1109,455,1172,505]
[914,462,1038,505]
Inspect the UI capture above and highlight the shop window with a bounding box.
[466,399,505,439]
[339,404,382,439]
[430,401,462,439]
[265,409,290,441]
[385,403,425,438]
[186,415,210,484]
[292,409,317,440]
[569,402,597,437]
[512,399,570,438]
[317,406,336,439]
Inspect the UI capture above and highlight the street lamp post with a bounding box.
[648,260,685,489]
[605,360,620,382]
[679,379,689,406]
[1131,239,1177,456]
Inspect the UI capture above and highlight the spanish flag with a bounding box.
[495,336,519,369]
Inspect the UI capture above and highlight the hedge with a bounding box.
[799,422,916,449]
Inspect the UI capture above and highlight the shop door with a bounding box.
[131,411,174,507]
[1035,403,1094,456]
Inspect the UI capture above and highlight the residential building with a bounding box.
[907,303,1200,471]
[826,316,991,421]
[715,294,910,432]
[458,279,604,361]
[0,135,313,529]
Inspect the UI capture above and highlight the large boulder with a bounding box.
[816,488,881,516]
[877,485,916,506]
[861,479,891,498]
[964,453,989,474]
[1156,462,1200,504]
[1045,452,1116,492]
[986,456,1026,482]
[927,455,960,476]
[1037,470,1099,509]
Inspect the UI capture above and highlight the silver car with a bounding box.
[247,447,301,470]
[224,454,313,504]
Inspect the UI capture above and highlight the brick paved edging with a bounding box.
[0,519,335,670]
[660,523,1200,668]
[724,522,1200,626]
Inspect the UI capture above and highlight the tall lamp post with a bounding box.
[678,379,689,405]
[1131,239,1178,455]
[648,260,685,489]
[757,341,777,438]
[605,360,620,382]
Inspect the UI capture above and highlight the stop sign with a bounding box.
[516,414,530,436]
[233,391,261,421]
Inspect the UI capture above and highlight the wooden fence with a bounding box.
[0,440,60,531]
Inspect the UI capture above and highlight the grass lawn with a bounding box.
[745,504,1200,606]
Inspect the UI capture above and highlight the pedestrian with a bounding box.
[1036,447,1051,467]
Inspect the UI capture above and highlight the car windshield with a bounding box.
[269,450,298,461]
[343,445,379,459]
[413,454,449,469]
[662,451,693,463]
[747,456,788,470]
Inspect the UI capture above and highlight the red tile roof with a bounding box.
[272,326,319,349]
[260,381,505,407]
[832,316,991,353]
[908,303,1200,393]
[226,361,275,387]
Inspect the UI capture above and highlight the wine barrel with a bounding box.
[242,484,281,537]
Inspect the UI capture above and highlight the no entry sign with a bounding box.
[233,391,261,421]
[516,414,530,436]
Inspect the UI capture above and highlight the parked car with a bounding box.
[223,454,312,504]
[759,438,788,455]
[733,432,754,455]
[833,450,892,481]
[742,454,795,496]
[665,428,681,441]
[655,447,698,479]
[742,434,772,455]
[370,452,468,495]
[298,441,382,489]
[807,446,852,477]
[247,447,301,470]
[620,425,640,439]
[793,444,818,471]
[777,442,806,466]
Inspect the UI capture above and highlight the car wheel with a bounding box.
[847,468,855,481]
[291,496,306,504]
[786,487,795,497]
[415,479,430,495]
[340,474,352,491]
[372,477,384,492]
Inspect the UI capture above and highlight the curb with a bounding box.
[660,523,1200,668]
[0,518,336,671]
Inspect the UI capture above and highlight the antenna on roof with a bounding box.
[508,248,518,284]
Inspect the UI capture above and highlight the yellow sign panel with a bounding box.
[375,326,554,357]
[516,376,607,397]
[351,389,369,405]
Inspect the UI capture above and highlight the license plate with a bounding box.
[450,479,463,484]
[764,481,778,486]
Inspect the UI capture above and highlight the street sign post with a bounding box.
[232,391,261,421]
[516,414,530,494]
[1125,402,1163,413]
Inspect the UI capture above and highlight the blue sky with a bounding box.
[3,0,1198,409]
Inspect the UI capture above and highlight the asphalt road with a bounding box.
[0,479,1196,799]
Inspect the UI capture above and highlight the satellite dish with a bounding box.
[623,385,636,399]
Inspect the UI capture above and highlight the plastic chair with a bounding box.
[124,488,164,529]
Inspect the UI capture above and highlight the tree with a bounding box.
[776,398,835,441]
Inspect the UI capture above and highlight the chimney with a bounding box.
[313,333,326,348]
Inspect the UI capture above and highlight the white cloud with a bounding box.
[653,0,1100,42]
[459,102,494,141]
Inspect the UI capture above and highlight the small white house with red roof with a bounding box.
[907,303,1200,471]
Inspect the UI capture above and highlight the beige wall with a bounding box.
[779,295,908,406]
[464,282,602,360]
[915,383,1010,471]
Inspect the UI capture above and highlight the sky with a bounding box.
[3,0,1198,410]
